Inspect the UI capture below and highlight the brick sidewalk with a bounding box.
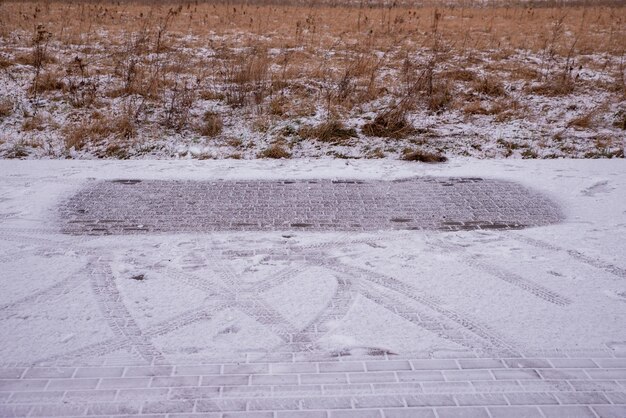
[1,355,625,417]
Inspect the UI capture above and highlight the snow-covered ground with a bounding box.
[0,158,624,365]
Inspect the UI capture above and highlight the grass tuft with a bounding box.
[259,144,291,159]
[402,148,447,163]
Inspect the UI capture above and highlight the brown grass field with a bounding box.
[0,0,624,159]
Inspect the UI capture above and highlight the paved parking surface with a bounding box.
[59,178,562,234]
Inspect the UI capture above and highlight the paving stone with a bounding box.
[276,412,328,418]
[569,380,623,392]
[221,385,273,397]
[404,394,456,407]
[435,406,490,418]
[141,400,195,414]
[23,368,75,379]
[549,359,598,368]
[221,412,274,418]
[587,369,626,380]
[383,408,436,418]
[0,379,48,391]
[250,374,299,385]
[174,365,222,375]
[471,380,522,392]
[247,397,302,411]
[116,388,170,401]
[124,366,173,377]
[63,389,117,402]
[201,374,250,386]
[492,369,541,380]
[422,381,473,393]
[29,404,86,416]
[301,396,353,410]
[488,406,543,418]
[86,401,141,415]
[0,368,26,379]
[539,369,589,380]
[365,361,411,372]
[352,395,405,409]
[540,405,596,418]
[410,360,458,370]
[349,372,397,384]
[100,377,152,389]
[504,359,552,369]
[329,410,382,418]
[8,391,65,403]
[168,386,221,400]
[555,391,610,404]
[46,378,99,390]
[397,371,444,382]
[302,373,349,385]
[275,384,323,396]
[223,364,269,375]
[271,363,318,374]
[150,376,200,387]
[505,392,559,405]
[458,359,504,369]
[196,399,247,412]
[371,383,423,395]
[454,393,507,406]
[443,370,493,381]
[519,380,573,392]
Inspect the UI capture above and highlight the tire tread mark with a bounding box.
[466,258,571,306]
[36,305,229,365]
[359,286,508,355]
[513,234,626,279]
[323,259,519,356]
[89,257,166,364]
[0,274,85,314]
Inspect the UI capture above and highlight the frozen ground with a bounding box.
[0,158,625,417]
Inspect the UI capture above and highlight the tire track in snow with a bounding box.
[88,256,166,364]
[433,239,571,307]
[511,234,626,280]
[323,259,520,356]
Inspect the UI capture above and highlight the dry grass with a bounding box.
[259,144,291,159]
[402,148,448,163]
[472,76,507,97]
[196,111,223,137]
[0,98,13,119]
[362,108,414,138]
[0,0,624,158]
[63,111,136,150]
[21,113,51,132]
[299,120,357,144]
[568,104,607,129]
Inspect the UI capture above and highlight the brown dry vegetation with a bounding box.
[0,0,624,158]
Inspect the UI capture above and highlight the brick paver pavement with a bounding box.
[1,356,625,417]
[1,177,624,417]
[58,178,562,234]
